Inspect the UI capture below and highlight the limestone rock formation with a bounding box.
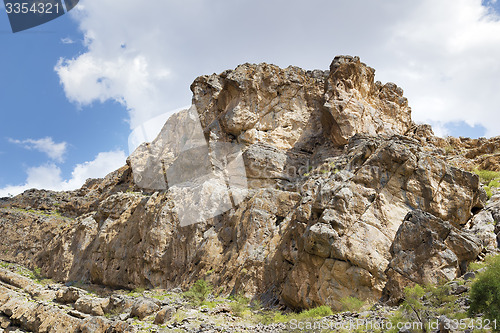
[0,55,498,321]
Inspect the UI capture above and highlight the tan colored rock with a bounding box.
[55,286,86,304]
[74,296,109,317]
[0,270,135,333]
[154,306,175,325]
[0,286,81,333]
[0,56,495,313]
[324,56,412,145]
[129,298,160,320]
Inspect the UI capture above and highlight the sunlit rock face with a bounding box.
[0,56,496,313]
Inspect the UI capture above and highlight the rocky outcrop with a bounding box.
[0,266,136,333]
[383,210,482,304]
[0,56,498,316]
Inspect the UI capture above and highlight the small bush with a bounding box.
[425,283,455,306]
[444,145,455,154]
[250,299,263,311]
[485,186,494,199]
[340,296,365,312]
[229,292,250,317]
[490,179,500,188]
[127,287,146,297]
[0,261,11,269]
[298,305,333,318]
[474,169,500,184]
[257,305,333,324]
[468,255,500,329]
[183,280,212,306]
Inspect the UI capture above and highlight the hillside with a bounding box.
[0,56,499,332]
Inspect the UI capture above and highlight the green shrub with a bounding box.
[444,145,455,154]
[425,283,456,307]
[256,305,333,324]
[297,305,333,318]
[183,280,212,306]
[250,299,263,311]
[127,287,146,297]
[229,292,250,317]
[468,255,500,329]
[400,284,429,329]
[0,261,11,269]
[490,179,500,188]
[340,296,364,312]
[473,169,500,184]
[485,186,494,199]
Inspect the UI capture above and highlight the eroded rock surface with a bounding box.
[0,56,498,318]
[383,210,483,304]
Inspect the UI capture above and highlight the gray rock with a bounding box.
[438,315,452,333]
[130,298,160,320]
[453,285,469,295]
[384,210,482,304]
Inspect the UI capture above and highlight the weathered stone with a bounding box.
[383,210,482,304]
[129,298,160,320]
[0,56,495,314]
[74,296,109,316]
[55,287,86,304]
[154,306,175,325]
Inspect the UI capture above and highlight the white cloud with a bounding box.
[61,37,75,44]
[57,0,500,140]
[9,137,68,162]
[0,150,126,197]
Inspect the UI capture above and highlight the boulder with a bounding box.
[129,298,160,320]
[55,287,86,304]
[74,296,109,317]
[154,306,175,325]
[383,210,482,304]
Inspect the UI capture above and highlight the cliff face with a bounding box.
[1,56,498,312]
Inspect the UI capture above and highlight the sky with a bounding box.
[0,0,500,197]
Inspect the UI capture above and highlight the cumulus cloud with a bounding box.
[56,0,500,139]
[9,137,68,162]
[0,150,126,197]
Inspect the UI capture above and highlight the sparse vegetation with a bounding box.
[474,169,500,183]
[473,169,500,199]
[340,296,365,312]
[259,305,334,324]
[400,284,428,330]
[183,279,213,306]
[229,292,251,317]
[128,287,146,297]
[0,261,12,269]
[12,207,70,220]
[468,254,500,272]
[444,144,455,154]
[469,255,500,329]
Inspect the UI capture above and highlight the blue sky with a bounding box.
[0,0,499,196]
[0,8,128,194]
